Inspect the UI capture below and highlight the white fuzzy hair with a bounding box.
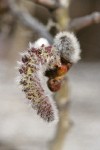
[29,38,49,49]
[53,32,81,63]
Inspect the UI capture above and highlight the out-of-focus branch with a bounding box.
[68,12,100,32]
[8,0,53,43]
[31,0,61,10]
[0,0,9,13]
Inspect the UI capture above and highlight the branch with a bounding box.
[31,0,61,10]
[68,12,100,32]
[8,0,53,43]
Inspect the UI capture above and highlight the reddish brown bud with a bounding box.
[47,78,62,92]
[57,65,68,76]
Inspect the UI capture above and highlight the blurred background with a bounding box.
[0,0,100,150]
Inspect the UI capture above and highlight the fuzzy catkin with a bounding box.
[18,32,81,123]
[18,44,61,122]
[53,32,81,63]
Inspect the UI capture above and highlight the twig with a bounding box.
[30,0,61,10]
[8,0,53,43]
[68,12,100,32]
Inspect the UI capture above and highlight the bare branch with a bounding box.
[8,0,53,43]
[31,0,61,10]
[68,12,100,32]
